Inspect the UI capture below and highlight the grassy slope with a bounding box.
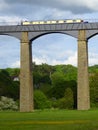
[0,109,98,130]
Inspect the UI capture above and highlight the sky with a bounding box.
[0,0,98,68]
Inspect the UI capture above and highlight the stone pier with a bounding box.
[77,30,90,110]
[20,32,34,112]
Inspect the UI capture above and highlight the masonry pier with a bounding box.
[77,30,90,110]
[20,32,34,112]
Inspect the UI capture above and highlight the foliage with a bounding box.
[47,72,67,99]
[33,72,51,88]
[1,64,98,110]
[54,64,77,81]
[89,72,98,107]
[0,69,19,100]
[6,68,20,77]
[89,65,98,73]
[39,83,52,94]
[33,63,55,75]
[58,88,74,109]
[34,90,51,109]
[0,96,18,111]
[47,75,76,100]
[33,63,54,88]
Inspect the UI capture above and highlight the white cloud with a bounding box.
[33,51,98,67]
[11,60,20,68]
[10,51,98,68]
[33,51,77,66]
[64,52,77,66]
[0,16,22,25]
[89,52,98,66]
[33,55,47,65]
[84,0,98,11]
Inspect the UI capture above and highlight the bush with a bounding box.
[58,88,74,109]
[34,90,51,109]
[58,98,73,109]
[0,96,18,111]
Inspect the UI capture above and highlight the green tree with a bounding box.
[54,65,77,81]
[0,69,19,100]
[59,87,74,109]
[48,71,77,100]
[33,63,54,88]
[47,72,66,99]
[34,90,51,109]
[6,68,20,77]
[90,73,98,107]
[89,65,98,73]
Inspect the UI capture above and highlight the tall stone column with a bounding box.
[77,30,90,110]
[20,32,34,112]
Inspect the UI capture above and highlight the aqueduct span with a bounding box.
[0,21,98,112]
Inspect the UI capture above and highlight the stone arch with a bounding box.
[0,32,21,40]
[87,32,98,40]
[32,32,77,66]
[88,33,98,66]
[29,31,77,42]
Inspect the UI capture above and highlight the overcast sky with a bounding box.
[0,0,98,68]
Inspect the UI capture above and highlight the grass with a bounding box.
[0,109,98,130]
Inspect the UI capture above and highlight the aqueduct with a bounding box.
[0,22,98,111]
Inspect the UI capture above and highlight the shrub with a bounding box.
[58,88,74,109]
[0,96,18,111]
[34,90,51,109]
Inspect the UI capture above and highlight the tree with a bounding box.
[34,90,51,109]
[51,88,74,109]
[33,63,54,88]
[47,71,77,100]
[54,65,77,81]
[47,72,67,99]
[62,87,74,109]
[0,69,19,100]
[89,73,98,107]
[6,68,20,77]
